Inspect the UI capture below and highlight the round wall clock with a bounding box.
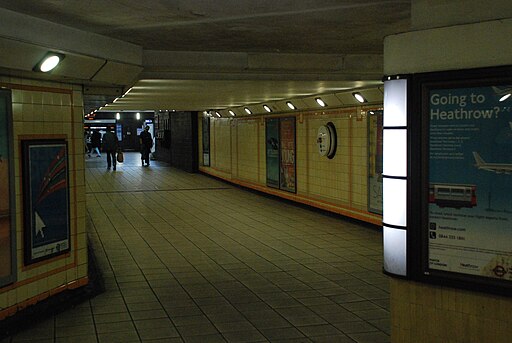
[316,122,337,159]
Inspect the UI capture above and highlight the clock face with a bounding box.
[317,123,337,158]
[317,125,331,156]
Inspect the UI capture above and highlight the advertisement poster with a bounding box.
[279,117,296,193]
[0,92,12,282]
[428,85,512,281]
[368,110,383,214]
[202,116,210,166]
[266,118,280,188]
[23,141,70,264]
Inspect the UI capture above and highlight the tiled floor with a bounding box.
[4,153,390,343]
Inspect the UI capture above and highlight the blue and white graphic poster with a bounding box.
[25,142,70,262]
[428,86,512,281]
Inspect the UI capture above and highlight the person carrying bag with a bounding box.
[102,127,119,171]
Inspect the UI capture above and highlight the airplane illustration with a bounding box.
[472,152,512,174]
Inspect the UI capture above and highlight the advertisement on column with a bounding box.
[23,140,70,264]
[279,117,296,193]
[266,118,280,188]
[428,85,512,281]
[0,92,12,283]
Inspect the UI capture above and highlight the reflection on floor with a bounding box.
[2,152,390,343]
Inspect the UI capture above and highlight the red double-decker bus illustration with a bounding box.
[429,183,477,208]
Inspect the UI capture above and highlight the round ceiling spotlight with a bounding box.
[34,52,64,72]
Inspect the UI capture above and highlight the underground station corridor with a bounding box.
[2,153,389,343]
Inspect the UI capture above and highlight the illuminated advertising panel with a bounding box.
[427,84,512,282]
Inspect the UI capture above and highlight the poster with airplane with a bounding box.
[22,140,70,264]
[428,85,512,281]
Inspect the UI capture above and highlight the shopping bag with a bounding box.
[116,151,124,163]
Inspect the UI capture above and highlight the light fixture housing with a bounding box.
[122,87,133,97]
[34,52,64,73]
[263,105,272,113]
[382,76,409,277]
[353,92,367,103]
[286,101,297,110]
[315,97,327,107]
[244,107,252,115]
[229,110,236,117]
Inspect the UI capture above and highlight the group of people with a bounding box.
[84,126,153,171]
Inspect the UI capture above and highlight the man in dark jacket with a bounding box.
[102,128,119,171]
[139,126,153,166]
[91,130,102,157]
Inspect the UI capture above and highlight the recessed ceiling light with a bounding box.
[229,110,236,116]
[353,92,367,103]
[499,93,511,102]
[35,53,64,72]
[244,107,252,115]
[136,112,141,120]
[315,98,327,107]
[116,112,120,120]
[286,101,296,110]
[263,105,272,113]
[215,111,221,118]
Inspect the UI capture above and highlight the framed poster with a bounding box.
[279,117,296,193]
[22,140,71,265]
[368,110,383,214]
[0,89,15,286]
[419,68,512,290]
[202,116,210,166]
[265,118,280,188]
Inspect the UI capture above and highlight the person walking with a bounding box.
[139,126,153,166]
[85,130,92,157]
[102,127,119,171]
[91,130,102,157]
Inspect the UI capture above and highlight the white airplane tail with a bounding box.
[472,152,485,166]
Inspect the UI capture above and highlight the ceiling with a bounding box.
[0,1,411,114]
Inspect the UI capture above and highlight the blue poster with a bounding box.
[266,118,280,188]
[428,86,512,280]
[24,142,70,263]
[203,116,210,166]
[0,93,12,281]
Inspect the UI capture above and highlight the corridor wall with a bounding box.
[198,104,383,226]
[0,76,88,320]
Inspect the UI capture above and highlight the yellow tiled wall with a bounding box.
[235,118,260,183]
[212,118,232,173]
[391,279,512,343]
[0,77,87,317]
[199,106,382,225]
